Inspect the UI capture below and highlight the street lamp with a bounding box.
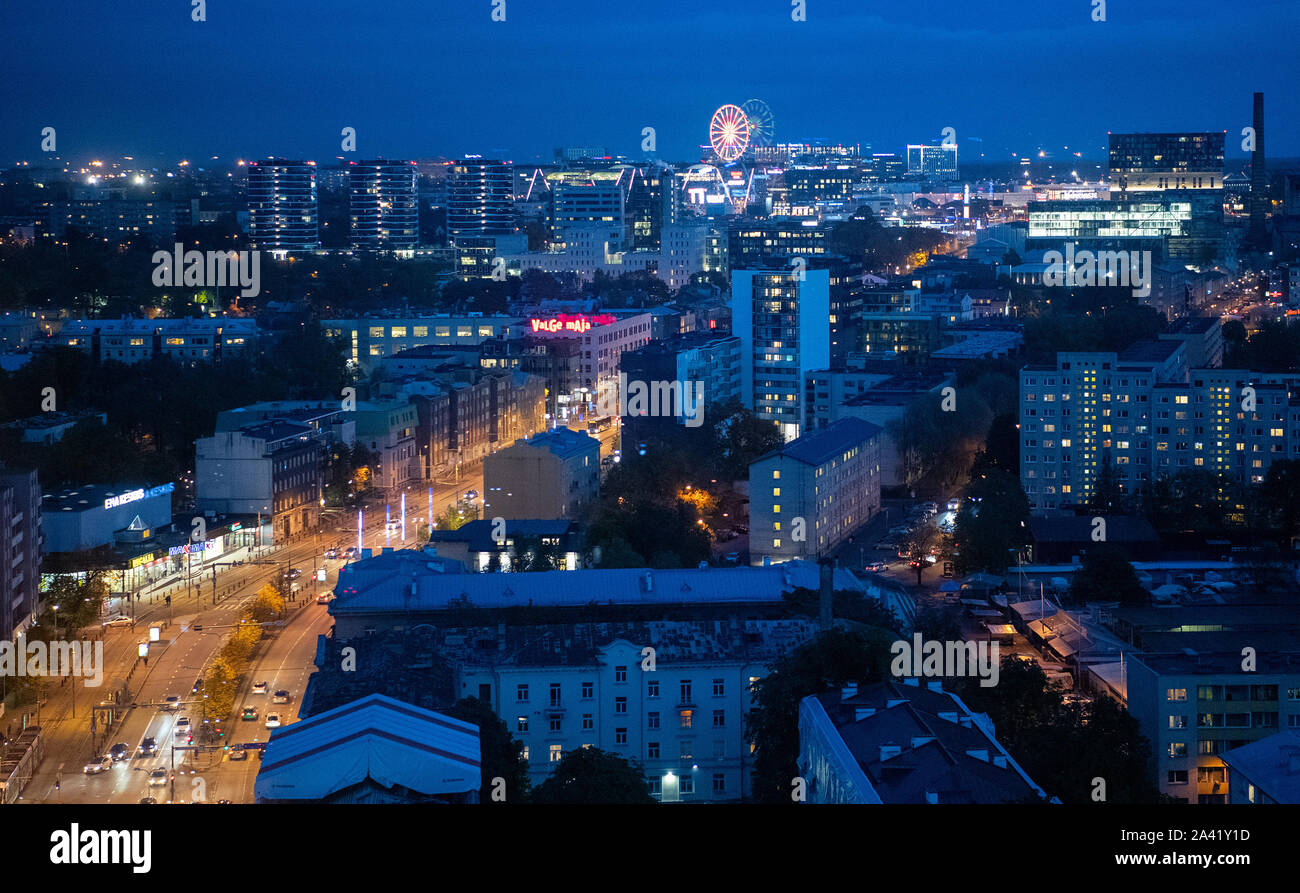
[52,604,59,640]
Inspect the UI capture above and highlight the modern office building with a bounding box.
[349,160,419,249]
[728,220,828,273]
[732,266,831,440]
[551,174,628,243]
[1019,342,1300,512]
[53,317,258,365]
[247,159,319,252]
[0,466,42,641]
[483,428,600,520]
[447,158,514,238]
[748,417,882,565]
[906,144,959,181]
[798,679,1049,803]
[195,421,322,542]
[321,315,527,371]
[41,481,174,553]
[1108,132,1225,193]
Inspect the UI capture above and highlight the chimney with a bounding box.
[818,561,833,631]
[1249,91,1269,245]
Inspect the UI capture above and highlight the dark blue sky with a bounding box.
[3,0,1296,166]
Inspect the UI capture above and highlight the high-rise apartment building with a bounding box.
[732,267,831,441]
[247,159,319,252]
[0,466,42,642]
[1019,342,1300,512]
[349,160,419,249]
[447,158,515,238]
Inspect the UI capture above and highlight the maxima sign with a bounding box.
[104,483,174,511]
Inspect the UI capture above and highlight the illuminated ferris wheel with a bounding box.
[709,104,751,163]
[741,99,775,147]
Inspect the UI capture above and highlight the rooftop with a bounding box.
[1219,731,1300,803]
[753,418,882,468]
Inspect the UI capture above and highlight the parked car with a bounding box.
[251,681,269,695]
[138,737,158,757]
[272,690,290,704]
[109,742,130,762]
[139,797,157,804]
[265,713,282,728]
[148,768,169,787]
[84,755,112,775]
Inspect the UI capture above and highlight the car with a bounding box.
[84,755,112,775]
[272,690,290,704]
[265,713,282,728]
[147,768,169,787]
[138,737,158,757]
[251,681,269,695]
[228,746,248,761]
[343,547,358,560]
[324,548,339,560]
[138,797,157,804]
[464,489,479,501]
[946,499,960,512]
[241,706,259,721]
[109,742,130,762]
[864,561,887,573]
[384,519,401,532]
[162,695,180,711]
[102,614,133,628]
[316,591,333,605]
[922,501,939,514]
[191,677,204,694]
[284,568,302,580]
[174,717,191,736]
[722,552,741,564]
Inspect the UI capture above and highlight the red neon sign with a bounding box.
[529,313,617,335]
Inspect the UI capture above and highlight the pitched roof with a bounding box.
[1220,731,1300,803]
[254,693,479,802]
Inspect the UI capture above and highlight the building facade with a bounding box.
[483,428,600,520]
[349,160,419,249]
[247,159,319,252]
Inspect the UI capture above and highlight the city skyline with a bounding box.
[2,0,1297,164]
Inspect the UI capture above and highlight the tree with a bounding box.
[446,697,530,803]
[1068,547,1148,605]
[249,584,285,622]
[1259,460,1300,549]
[952,469,1030,575]
[531,747,655,804]
[746,628,897,803]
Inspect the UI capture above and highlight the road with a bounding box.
[15,464,484,804]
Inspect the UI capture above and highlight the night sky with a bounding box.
[2,0,1296,165]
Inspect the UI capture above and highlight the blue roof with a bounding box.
[1220,731,1300,803]
[331,554,867,614]
[755,418,882,467]
[254,693,480,801]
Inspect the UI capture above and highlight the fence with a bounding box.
[0,726,43,804]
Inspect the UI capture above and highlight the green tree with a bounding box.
[952,469,1030,575]
[1068,547,1148,605]
[446,697,531,803]
[746,628,897,803]
[531,747,655,804]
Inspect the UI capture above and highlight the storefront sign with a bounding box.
[128,553,156,569]
[529,314,616,335]
[168,538,219,557]
[104,482,175,510]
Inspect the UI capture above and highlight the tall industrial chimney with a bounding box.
[1248,91,1269,245]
